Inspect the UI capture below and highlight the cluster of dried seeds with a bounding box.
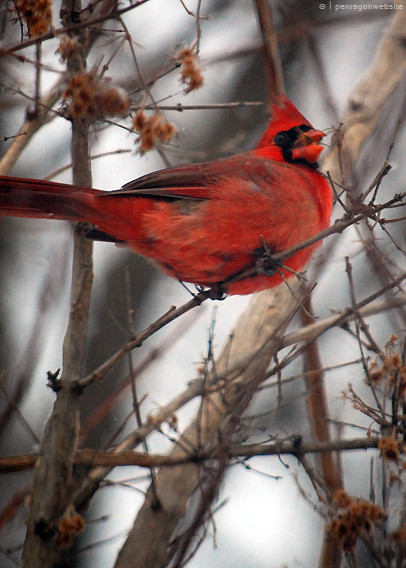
[132,110,176,154]
[57,506,85,548]
[176,48,204,93]
[14,0,52,38]
[328,490,386,551]
[64,72,130,121]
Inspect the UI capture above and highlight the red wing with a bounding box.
[102,161,225,201]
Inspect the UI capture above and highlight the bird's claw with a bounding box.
[254,244,282,276]
[208,283,227,301]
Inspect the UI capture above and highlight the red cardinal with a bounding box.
[0,96,332,295]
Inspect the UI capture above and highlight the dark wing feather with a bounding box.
[85,228,125,243]
[100,161,224,201]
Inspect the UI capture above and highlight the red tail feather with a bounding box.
[0,177,99,221]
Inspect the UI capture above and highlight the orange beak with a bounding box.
[291,129,326,163]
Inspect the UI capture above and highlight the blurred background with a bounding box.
[0,1,405,566]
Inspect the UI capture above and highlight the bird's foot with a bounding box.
[254,239,282,276]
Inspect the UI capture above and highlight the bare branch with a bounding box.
[0,436,379,473]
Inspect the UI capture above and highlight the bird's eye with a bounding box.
[273,131,290,146]
[299,124,312,133]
